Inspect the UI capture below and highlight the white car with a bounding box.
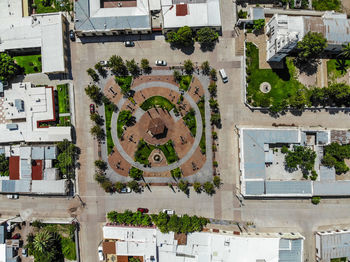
[162,209,175,215]
[120,187,132,193]
[99,61,108,66]
[155,60,167,66]
[7,194,18,199]
[98,246,104,261]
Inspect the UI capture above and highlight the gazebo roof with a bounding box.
[148,118,165,136]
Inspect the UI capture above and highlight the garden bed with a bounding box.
[59,116,71,126]
[105,103,115,154]
[327,59,350,81]
[180,75,192,91]
[246,42,305,108]
[135,139,178,165]
[14,54,42,74]
[197,97,206,154]
[115,76,132,94]
[140,96,175,111]
[57,84,70,114]
[183,108,196,136]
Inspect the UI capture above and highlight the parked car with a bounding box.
[155,60,167,66]
[99,61,108,67]
[90,104,95,114]
[22,248,28,257]
[98,245,104,261]
[162,209,175,215]
[69,30,75,41]
[12,233,20,239]
[6,194,18,199]
[137,208,149,213]
[120,187,132,193]
[124,41,135,47]
[219,69,228,83]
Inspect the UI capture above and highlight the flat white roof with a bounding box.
[89,0,149,17]
[31,180,68,194]
[162,0,221,29]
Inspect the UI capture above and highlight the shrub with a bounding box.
[311,196,321,205]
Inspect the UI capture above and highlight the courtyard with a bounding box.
[101,71,213,184]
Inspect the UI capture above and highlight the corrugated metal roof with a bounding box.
[250,7,264,20]
[319,166,335,181]
[14,99,24,112]
[44,146,57,160]
[324,16,350,45]
[245,181,265,195]
[313,181,350,196]
[265,181,312,195]
[31,180,68,195]
[0,226,5,244]
[318,231,350,260]
[31,147,44,160]
[20,159,32,179]
[316,131,329,145]
[1,180,15,193]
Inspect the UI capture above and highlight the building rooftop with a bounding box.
[316,230,350,261]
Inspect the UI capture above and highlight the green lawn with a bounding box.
[140,96,175,111]
[246,42,305,107]
[197,97,206,154]
[327,59,350,81]
[180,75,192,91]
[59,116,71,126]
[312,0,341,11]
[331,258,347,262]
[33,0,72,14]
[105,103,115,154]
[57,84,70,114]
[183,109,196,136]
[14,55,42,74]
[115,76,132,94]
[135,139,178,165]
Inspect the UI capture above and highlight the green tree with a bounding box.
[95,160,107,171]
[284,145,316,174]
[32,229,62,262]
[129,167,143,181]
[0,154,9,176]
[213,176,221,188]
[109,55,128,76]
[209,98,219,111]
[178,180,189,195]
[210,68,217,81]
[340,43,350,59]
[90,113,104,125]
[289,90,307,109]
[311,196,321,205]
[183,59,194,75]
[203,182,215,195]
[85,84,102,104]
[171,168,182,180]
[210,113,221,127]
[126,59,140,77]
[115,182,125,193]
[312,0,341,11]
[201,61,210,75]
[173,70,182,83]
[87,68,99,82]
[94,62,106,77]
[140,58,151,74]
[129,258,142,262]
[297,32,327,60]
[0,53,19,81]
[208,83,217,97]
[253,19,265,31]
[127,180,142,193]
[193,182,202,193]
[196,27,219,49]
[90,125,105,141]
[166,26,193,47]
[118,110,133,126]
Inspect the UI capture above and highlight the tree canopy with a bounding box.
[56,139,78,179]
[196,27,218,49]
[297,32,327,60]
[166,26,194,47]
[283,145,316,175]
[0,154,9,176]
[322,142,350,174]
[0,53,19,82]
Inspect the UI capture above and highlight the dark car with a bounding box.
[137,208,149,213]
[69,30,75,41]
[90,104,95,114]
[12,233,20,239]
[124,41,135,47]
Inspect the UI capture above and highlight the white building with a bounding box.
[161,0,222,33]
[0,82,71,143]
[266,12,350,62]
[102,225,304,262]
[0,0,68,73]
[316,230,350,261]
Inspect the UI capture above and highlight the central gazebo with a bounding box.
[147,118,167,138]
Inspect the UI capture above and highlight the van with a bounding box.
[219,69,228,83]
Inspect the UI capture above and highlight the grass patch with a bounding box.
[327,59,350,81]
[116,76,132,94]
[59,116,70,126]
[105,103,115,154]
[312,0,341,11]
[57,84,70,114]
[246,42,305,107]
[183,109,196,136]
[179,75,192,91]
[140,96,175,111]
[61,237,76,260]
[14,55,42,74]
[117,110,133,139]
[331,258,347,262]
[197,96,206,154]
[135,139,178,165]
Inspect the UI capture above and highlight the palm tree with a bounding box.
[340,43,350,59]
[33,229,54,253]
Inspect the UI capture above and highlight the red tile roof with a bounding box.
[9,156,19,180]
[31,160,43,180]
[176,4,188,16]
